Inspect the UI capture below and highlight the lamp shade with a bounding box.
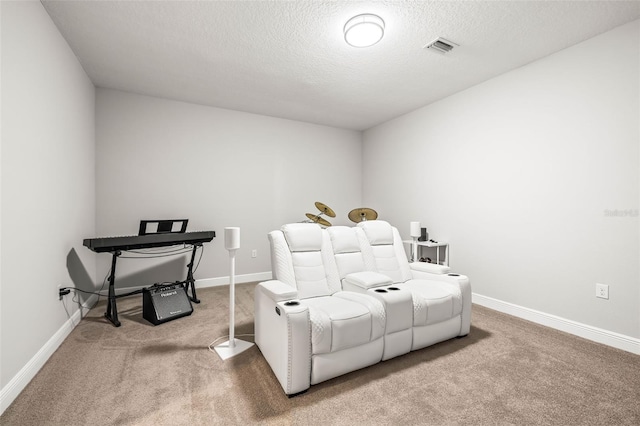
[410,222,421,238]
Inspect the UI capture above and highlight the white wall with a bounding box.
[363,20,639,339]
[95,89,362,287]
[1,0,96,405]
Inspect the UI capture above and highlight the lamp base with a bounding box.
[214,338,254,360]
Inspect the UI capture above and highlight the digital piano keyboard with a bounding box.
[83,230,216,253]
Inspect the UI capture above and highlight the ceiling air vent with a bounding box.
[424,37,458,54]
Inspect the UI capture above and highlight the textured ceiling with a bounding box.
[42,1,640,131]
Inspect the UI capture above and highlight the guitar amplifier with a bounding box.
[142,283,193,325]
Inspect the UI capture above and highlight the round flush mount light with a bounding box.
[344,14,385,48]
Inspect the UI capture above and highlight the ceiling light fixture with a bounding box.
[344,14,385,48]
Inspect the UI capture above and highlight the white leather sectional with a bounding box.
[254,220,471,396]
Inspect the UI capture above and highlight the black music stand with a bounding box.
[139,219,188,236]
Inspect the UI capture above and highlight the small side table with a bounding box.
[403,240,449,266]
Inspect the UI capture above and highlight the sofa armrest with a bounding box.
[259,279,298,302]
[445,274,472,336]
[342,271,393,292]
[409,262,450,275]
[254,281,310,395]
[408,272,472,336]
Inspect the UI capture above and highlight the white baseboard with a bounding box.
[0,294,97,415]
[472,293,640,355]
[0,272,270,416]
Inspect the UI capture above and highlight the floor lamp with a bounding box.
[214,227,254,360]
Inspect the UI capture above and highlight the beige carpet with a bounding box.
[2,282,639,425]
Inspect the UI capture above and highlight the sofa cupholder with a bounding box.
[388,287,400,291]
[448,273,460,277]
[374,289,388,293]
[284,301,300,306]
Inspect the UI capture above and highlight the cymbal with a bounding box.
[305,213,332,227]
[348,208,378,223]
[315,201,336,218]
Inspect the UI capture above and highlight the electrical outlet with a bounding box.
[251,249,257,258]
[58,285,70,300]
[596,283,609,299]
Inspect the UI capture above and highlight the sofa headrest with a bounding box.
[357,220,393,245]
[327,226,360,254]
[282,223,323,252]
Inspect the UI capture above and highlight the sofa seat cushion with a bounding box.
[303,296,376,355]
[400,279,463,326]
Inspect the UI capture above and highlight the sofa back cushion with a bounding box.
[358,220,412,284]
[280,223,340,299]
[327,226,366,279]
[283,222,323,251]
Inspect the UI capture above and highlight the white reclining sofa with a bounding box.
[254,220,471,396]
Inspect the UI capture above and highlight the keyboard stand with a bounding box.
[102,244,203,327]
[104,251,122,327]
[185,243,202,303]
[83,230,215,326]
